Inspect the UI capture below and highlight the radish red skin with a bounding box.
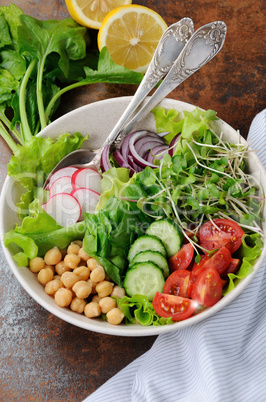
[71,168,102,193]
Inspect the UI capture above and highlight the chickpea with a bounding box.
[87,258,101,271]
[37,267,54,285]
[111,286,126,299]
[54,288,72,307]
[87,279,97,294]
[106,308,125,325]
[72,281,92,299]
[67,242,80,255]
[53,275,62,281]
[90,266,105,283]
[44,247,62,266]
[99,297,117,314]
[78,247,90,261]
[29,257,45,273]
[45,279,63,295]
[95,281,113,298]
[55,260,71,276]
[91,295,102,303]
[64,253,81,269]
[73,266,90,281]
[84,302,101,318]
[70,297,86,314]
[61,272,79,289]
[44,265,55,274]
[73,240,83,248]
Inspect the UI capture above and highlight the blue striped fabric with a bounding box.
[84,110,266,402]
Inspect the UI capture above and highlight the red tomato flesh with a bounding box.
[153,292,198,321]
[221,258,241,277]
[193,247,231,276]
[163,270,192,298]
[199,218,245,254]
[191,267,223,307]
[168,243,194,272]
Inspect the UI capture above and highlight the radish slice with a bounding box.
[45,193,81,227]
[71,188,100,221]
[72,168,102,193]
[49,176,73,197]
[48,167,78,189]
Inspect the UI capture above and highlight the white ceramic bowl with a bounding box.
[1,97,266,336]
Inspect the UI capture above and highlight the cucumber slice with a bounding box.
[128,235,167,262]
[124,262,165,301]
[129,251,169,278]
[146,220,183,258]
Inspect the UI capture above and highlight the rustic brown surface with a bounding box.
[0,0,265,400]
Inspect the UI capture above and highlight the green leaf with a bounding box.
[81,47,143,85]
[18,16,88,77]
[223,233,263,294]
[0,68,19,105]
[0,50,26,81]
[0,4,24,48]
[0,14,12,48]
[151,106,183,143]
[7,132,87,191]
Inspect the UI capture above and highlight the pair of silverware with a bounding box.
[44,18,227,187]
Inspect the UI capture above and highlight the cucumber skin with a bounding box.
[129,251,169,278]
[146,219,183,258]
[124,262,165,301]
[128,235,167,262]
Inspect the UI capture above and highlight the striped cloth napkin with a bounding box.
[84,110,266,402]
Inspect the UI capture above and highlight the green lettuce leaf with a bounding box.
[223,233,263,294]
[96,167,134,211]
[83,197,149,286]
[152,106,183,143]
[7,132,87,214]
[116,294,174,326]
[4,199,86,259]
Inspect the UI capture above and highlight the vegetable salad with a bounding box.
[4,107,264,326]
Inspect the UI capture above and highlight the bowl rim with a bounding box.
[1,96,265,337]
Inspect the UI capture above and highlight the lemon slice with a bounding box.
[98,5,168,73]
[65,0,132,30]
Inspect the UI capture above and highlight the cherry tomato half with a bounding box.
[221,258,241,278]
[191,267,223,307]
[153,292,198,321]
[168,243,194,272]
[192,247,231,276]
[199,218,245,254]
[163,270,197,298]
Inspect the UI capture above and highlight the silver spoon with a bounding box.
[43,17,194,188]
[44,20,227,188]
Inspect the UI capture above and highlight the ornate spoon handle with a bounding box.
[120,21,227,137]
[91,18,194,167]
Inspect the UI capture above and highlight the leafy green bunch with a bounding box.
[0,4,143,153]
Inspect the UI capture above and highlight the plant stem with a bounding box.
[0,121,18,153]
[0,113,22,144]
[36,56,47,130]
[45,81,86,121]
[20,58,37,142]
